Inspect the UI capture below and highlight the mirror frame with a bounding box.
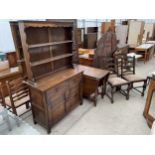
[143,79,155,128]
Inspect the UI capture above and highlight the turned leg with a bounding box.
[47,125,51,134]
[80,100,83,105]
[111,87,114,104]
[101,79,106,99]
[130,83,133,90]
[94,89,98,106]
[12,106,18,116]
[126,84,130,100]
[26,102,30,109]
[142,80,147,96]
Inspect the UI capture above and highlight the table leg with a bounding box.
[144,50,147,64]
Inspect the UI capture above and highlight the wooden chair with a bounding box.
[3,77,31,116]
[0,82,6,107]
[101,56,130,103]
[120,54,148,96]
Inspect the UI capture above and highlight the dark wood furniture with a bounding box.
[6,51,18,68]
[0,83,5,107]
[146,40,155,57]
[135,43,154,63]
[3,76,31,116]
[84,27,98,49]
[84,33,97,49]
[16,20,82,133]
[79,50,94,66]
[103,57,130,103]
[10,22,27,76]
[0,67,21,97]
[76,28,84,48]
[120,54,148,97]
[143,78,155,127]
[74,64,109,106]
[78,45,128,67]
[101,21,115,33]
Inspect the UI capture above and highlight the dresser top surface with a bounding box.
[74,64,109,80]
[27,68,82,92]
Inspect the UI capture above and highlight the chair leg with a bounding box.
[142,80,147,96]
[12,106,18,116]
[111,87,114,104]
[126,84,130,100]
[101,80,106,99]
[93,89,98,106]
[26,102,30,109]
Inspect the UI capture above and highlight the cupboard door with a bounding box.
[66,74,82,111]
[46,82,67,124]
[49,97,66,124]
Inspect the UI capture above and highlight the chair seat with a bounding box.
[108,77,128,86]
[108,74,117,79]
[5,95,30,108]
[123,74,145,82]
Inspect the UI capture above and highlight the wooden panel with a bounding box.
[29,46,51,62]
[12,20,82,133]
[32,107,46,127]
[83,76,98,97]
[50,27,72,42]
[32,63,52,79]
[46,81,67,101]
[79,57,93,66]
[26,27,49,45]
[6,52,18,68]
[84,33,97,48]
[52,43,72,57]
[0,67,21,96]
[30,89,45,108]
[17,21,77,81]
[101,21,115,33]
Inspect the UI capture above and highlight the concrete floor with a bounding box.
[2,57,155,135]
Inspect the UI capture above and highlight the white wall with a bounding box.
[0,20,15,53]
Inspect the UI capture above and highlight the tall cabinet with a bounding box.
[11,20,83,133]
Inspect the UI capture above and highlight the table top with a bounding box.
[0,67,20,80]
[74,64,109,80]
[135,44,154,50]
[146,41,155,44]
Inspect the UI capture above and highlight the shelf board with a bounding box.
[28,40,73,49]
[30,53,73,67]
